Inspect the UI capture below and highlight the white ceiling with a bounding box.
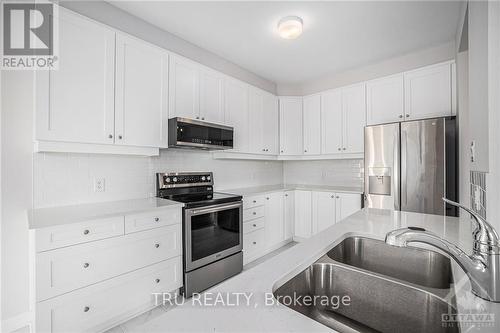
[110,1,462,85]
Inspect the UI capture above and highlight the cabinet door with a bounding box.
[169,55,199,119]
[264,192,284,248]
[312,191,336,234]
[262,93,279,155]
[199,68,224,123]
[224,79,249,152]
[115,34,169,147]
[283,191,295,240]
[302,95,321,155]
[248,88,265,154]
[366,74,404,125]
[294,190,312,239]
[320,90,343,154]
[279,97,303,155]
[404,61,452,120]
[35,9,115,144]
[342,83,366,153]
[336,193,362,222]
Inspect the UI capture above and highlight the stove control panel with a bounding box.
[157,172,213,189]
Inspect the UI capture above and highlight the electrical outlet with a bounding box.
[94,177,106,193]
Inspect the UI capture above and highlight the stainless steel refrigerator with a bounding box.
[364,117,458,216]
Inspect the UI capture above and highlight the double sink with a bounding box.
[273,237,458,333]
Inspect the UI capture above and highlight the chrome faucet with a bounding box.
[385,198,500,302]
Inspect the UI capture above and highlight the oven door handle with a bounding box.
[188,202,242,215]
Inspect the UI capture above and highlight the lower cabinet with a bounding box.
[294,190,313,239]
[31,206,183,333]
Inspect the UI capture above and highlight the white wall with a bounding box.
[1,71,34,332]
[283,159,364,188]
[59,0,277,95]
[457,51,470,211]
[277,42,456,96]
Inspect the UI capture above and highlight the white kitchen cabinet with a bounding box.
[294,190,312,239]
[280,97,303,155]
[320,89,343,154]
[312,191,336,234]
[302,94,322,155]
[335,193,362,222]
[366,74,405,125]
[199,68,225,123]
[35,9,116,145]
[249,87,278,155]
[262,93,279,155]
[224,79,250,152]
[115,34,169,148]
[404,61,454,120]
[342,83,366,153]
[264,192,284,248]
[283,191,295,240]
[168,55,200,120]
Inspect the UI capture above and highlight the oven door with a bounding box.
[184,201,243,272]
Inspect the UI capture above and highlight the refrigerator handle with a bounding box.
[393,126,401,211]
[401,129,407,207]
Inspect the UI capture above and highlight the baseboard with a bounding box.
[1,311,34,333]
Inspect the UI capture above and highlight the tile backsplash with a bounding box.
[283,159,364,187]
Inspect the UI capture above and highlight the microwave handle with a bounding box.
[188,202,242,215]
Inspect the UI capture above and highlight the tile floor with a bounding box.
[105,242,298,333]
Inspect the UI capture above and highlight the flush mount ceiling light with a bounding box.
[278,16,303,39]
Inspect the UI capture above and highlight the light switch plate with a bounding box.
[94,177,106,192]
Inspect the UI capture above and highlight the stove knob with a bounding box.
[201,176,206,181]
[207,176,211,181]
[165,177,171,183]
[173,177,178,182]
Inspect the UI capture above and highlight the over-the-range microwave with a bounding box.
[168,117,234,150]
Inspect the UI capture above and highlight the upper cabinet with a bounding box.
[115,34,169,148]
[36,9,116,145]
[249,88,278,155]
[302,95,321,155]
[321,84,366,155]
[224,78,249,152]
[199,68,224,123]
[279,97,303,155]
[168,55,200,120]
[404,61,454,121]
[366,74,404,125]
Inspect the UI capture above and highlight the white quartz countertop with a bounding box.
[221,184,364,196]
[28,197,183,229]
[136,208,500,333]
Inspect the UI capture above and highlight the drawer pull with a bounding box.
[84,306,90,312]
[83,229,90,235]
[154,217,160,222]
[253,241,257,245]
[155,278,160,284]
[155,243,160,248]
[83,263,90,268]
[253,224,257,227]
[253,212,256,215]
[336,196,340,199]
[266,197,269,200]
[252,200,256,203]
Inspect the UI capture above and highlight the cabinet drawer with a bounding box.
[243,229,265,258]
[243,217,265,234]
[243,195,265,209]
[36,257,182,333]
[243,205,265,221]
[125,207,181,234]
[36,224,181,301]
[35,217,125,252]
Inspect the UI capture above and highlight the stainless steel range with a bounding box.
[156,172,243,297]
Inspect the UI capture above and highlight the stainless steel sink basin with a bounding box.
[327,236,453,289]
[273,237,458,333]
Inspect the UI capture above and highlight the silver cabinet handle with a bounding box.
[338,148,341,151]
[399,115,403,118]
[118,135,122,139]
[266,197,269,200]
[83,229,90,235]
[253,224,257,227]
[304,149,307,153]
[280,150,284,153]
[155,243,160,248]
[155,278,160,283]
[108,134,113,139]
[285,194,288,197]
[154,217,160,222]
[252,200,256,203]
[331,195,334,198]
[196,116,200,119]
[342,148,346,150]
[336,196,340,199]
[83,263,90,268]
[253,241,257,245]
[252,212,256,215]
[84,306,90,312]
[262,148,266,151]
[406,114,410,118]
